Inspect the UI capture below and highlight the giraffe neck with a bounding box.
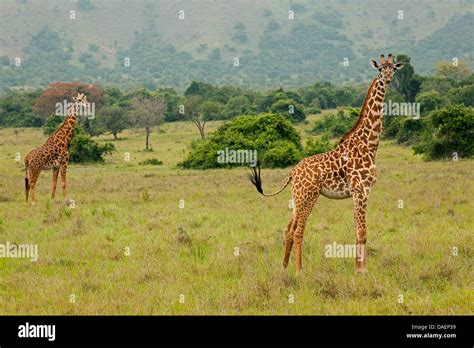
[340,75,387,159]
[49,105,78,146]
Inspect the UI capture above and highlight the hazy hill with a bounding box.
[0,0,472,91]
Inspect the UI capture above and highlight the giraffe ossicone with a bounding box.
[251,54,406,274]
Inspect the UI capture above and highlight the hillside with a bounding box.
[0,0,472,91]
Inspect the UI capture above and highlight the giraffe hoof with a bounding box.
[355,267,367,274]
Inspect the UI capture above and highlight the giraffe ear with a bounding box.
[370,59,380,70]
[394,62,406,70]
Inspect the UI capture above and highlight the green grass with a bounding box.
[0,115,472,315]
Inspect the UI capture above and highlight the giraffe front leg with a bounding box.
[60,165,68,204]
[352,189,368,273]
[51,168,59,200]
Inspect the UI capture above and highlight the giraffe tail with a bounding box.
[250,165,291,197]
[25,161,30,202]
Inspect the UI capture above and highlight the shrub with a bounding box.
[68,126,115,163]
[312,108,359,137]
[383,116,404,138]
[179,113,303,169]
[304,133,334,156]
[139,158,163,165]
[262,140,302,168]
[413,105,474,160]
[415,90,446,114]
[270,98,306,123]
[42,114,63,135]
[395,118,425,144]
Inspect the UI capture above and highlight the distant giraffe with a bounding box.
[251,54,405,274]
[25,93,88,205]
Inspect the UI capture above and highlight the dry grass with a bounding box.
[0,116,472,315]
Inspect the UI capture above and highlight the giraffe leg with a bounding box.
[60,165,68,204]
[29,173,40,206]
[352,189,369,273]
[51,168,59,200]
[293,194,319,274]
[283,216,296,268]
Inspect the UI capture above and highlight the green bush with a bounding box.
[42,114,63,135]
[413,105,474,160]
[69,126,115,163]
[312,108,359,137]
[270,98,306,123]
[179,113,303,169]
[262,140,302,168]
[139,158,163,165]
[395,118,425,144]
[383,116,404,138]
[304,133,334,156]
[416,90,446,114]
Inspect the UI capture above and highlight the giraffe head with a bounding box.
[69,93,89,115]
[73,92,88,107]
[370,54,405,83]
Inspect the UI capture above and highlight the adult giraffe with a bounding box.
[251,54,405,274]
[25,93,88,205]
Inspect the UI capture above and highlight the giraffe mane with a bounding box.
[339,78,378,144]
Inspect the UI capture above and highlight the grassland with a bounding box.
[0,114,472,315]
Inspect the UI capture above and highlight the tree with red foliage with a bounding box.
[33,82,105,119]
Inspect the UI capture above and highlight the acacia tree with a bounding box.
[183,96,222,139]
[98,105,129,140]
[128,96,166,150]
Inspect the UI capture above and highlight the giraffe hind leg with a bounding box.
[29,172,40,206]
[60,165,68,204]
[283,216,297,268]
[293,190,320,274]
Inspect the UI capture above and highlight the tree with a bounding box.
[184,81,215,98]
[152,88,182,122]
[128,96,166,150]
[391,54,421,102]
[33,82,105,119]
[413,105,474,160]
[415,90,446,114]
[179,113,303,169]
[98,105,129,140]
[183,95,211,139]
[0,89,43,127]
[270,98,306,123]
[435,60,471,82]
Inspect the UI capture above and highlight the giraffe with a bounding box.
[25,93,88,205]
[251,54,405,274]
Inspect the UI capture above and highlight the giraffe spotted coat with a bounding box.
[251,54,405,274]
